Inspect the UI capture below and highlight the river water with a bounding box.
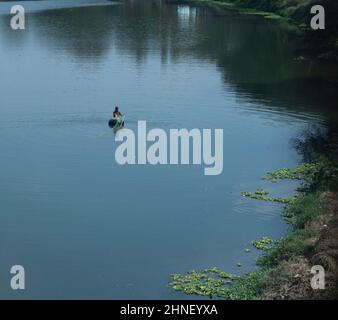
[0,0,336,299]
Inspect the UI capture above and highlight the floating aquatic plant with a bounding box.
[169,268,240,298]
[252,236,274,250]
[241,190,295,204]
[262,162,322,182]
[169,268,268,300]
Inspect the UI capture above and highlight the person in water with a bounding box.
[112,106,124,127]
[113,106,122,118]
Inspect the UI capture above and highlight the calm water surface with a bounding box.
[0,0,336,299]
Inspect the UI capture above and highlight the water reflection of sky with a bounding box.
[177,5,196,27]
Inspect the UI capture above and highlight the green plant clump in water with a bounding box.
[241,190,296,204]
[169,268,268,300]
[252,236,274,250]
[169,267,239,298]
[262,162,322,183]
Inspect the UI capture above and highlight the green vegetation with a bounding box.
[169,268,239,298]
[252,236,274,251]
[262,162,322,183]
[169,267,269,299]
[257,229,318,268]
[241,189,296,204]
[223,269,269,300]
[169,155,336,299]
[209,0,326,25]
[283,193,324,228]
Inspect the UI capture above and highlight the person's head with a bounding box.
[114,106,119,112]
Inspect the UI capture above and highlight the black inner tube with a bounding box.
[108,119,117,128]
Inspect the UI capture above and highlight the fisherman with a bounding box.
[113,106,122,118]
[112,106,124,127]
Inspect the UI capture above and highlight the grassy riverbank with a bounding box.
[169,154,338,299]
